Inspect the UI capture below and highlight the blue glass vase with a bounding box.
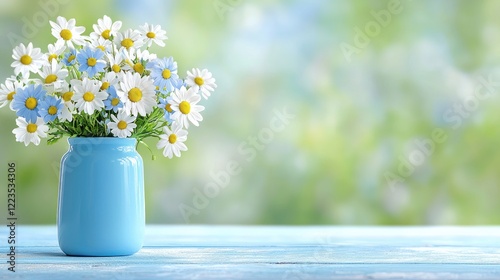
[57,137,145,256]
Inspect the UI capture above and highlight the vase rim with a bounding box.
[68,137,137,146]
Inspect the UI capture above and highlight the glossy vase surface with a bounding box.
[58,137,144,256]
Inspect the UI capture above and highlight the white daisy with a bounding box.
[116,72,156,117]
[100,71,119,91]
[39,59,68,90]
[50,16,86,48]
[114,29,144,51]
[90,37,113,53]
[72,78,107,115]
[59,101,75,122]
[186,68,217,99]
[121,48,156,75]
[170,86,205,128]
[139,23,167,47]
[156,122,188,159]
[0,77,23,109]
[59,82,76,122]
[107,110,137,138]
[90,15,122,41]
[44,41,66,64]
[138,49,157,61]
[59,80,73,100]
[106,51,125,74]
[11,42,45,78]
[12,117,48,146]
[122,48,157,63]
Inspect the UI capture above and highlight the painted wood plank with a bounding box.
[1,226,500,279]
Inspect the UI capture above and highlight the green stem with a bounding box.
[138,140,156,160]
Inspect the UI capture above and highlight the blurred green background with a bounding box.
[1,0,500,224]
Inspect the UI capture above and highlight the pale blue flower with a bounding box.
[62,48,78,66]
[158,97,174,123]
[103,86,123,113]
[77,47,106,78]
[38,95,64,122]
[172,78,185,90]
[11,84,45,123]
[146,57,181,92]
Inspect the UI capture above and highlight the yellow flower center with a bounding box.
[128,87,142,102]
[168,133,177,144]
[60,29,72,40]
[117,120,127,130]
[165,104,172,112]
[162,69,171,79]
[111,98,120,106]
[20,55,32,65]
[48,54,57,62]
[146,31,156,39]
[83,92,95,102]
[101,29,111,39]
[62,91,73,102]
[121,38,134,49]
[25,97,37,110]
[26,123,37,133]
[133,63,144,74]
[7,91,16,101]
[87,57,97,67]
[48,106,58,115]
[100,82,110,90]
[179,101,190,114]
[68,55,76,63]
[194,77,204,86]
[97,45,106,52]
[45,74,58,84]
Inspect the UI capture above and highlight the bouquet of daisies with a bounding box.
[0,16,217,158]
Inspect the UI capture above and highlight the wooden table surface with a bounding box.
[1,226,500,279]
